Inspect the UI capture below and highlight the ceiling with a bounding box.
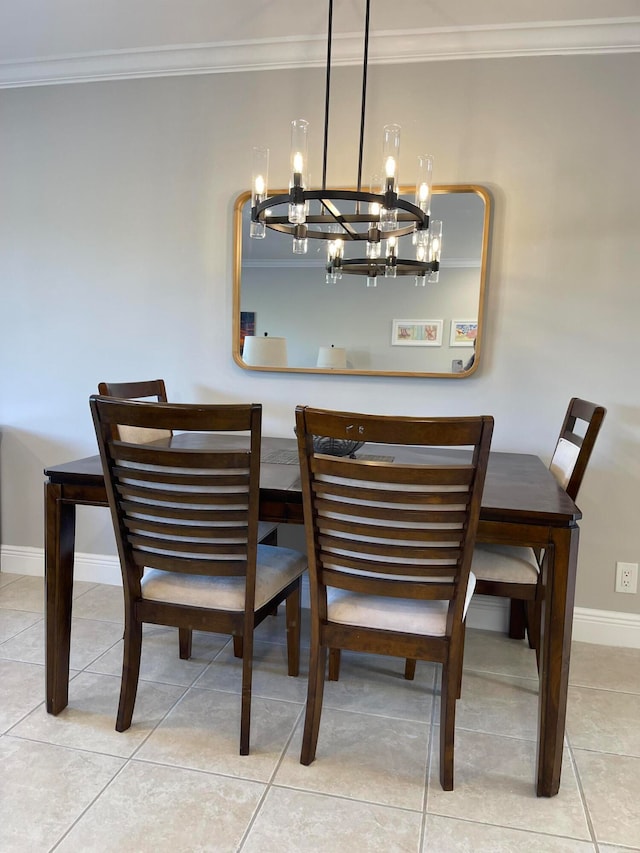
[1,0,638,88]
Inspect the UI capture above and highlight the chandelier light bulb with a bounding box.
[385,156,396,179]
[293,152,304,175]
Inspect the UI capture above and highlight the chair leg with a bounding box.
[404,659,417,680]
[116,617,143,732]
[301,643,328,766]
[439,655,462,792]
[239,630,253,756]
[285,582,301,677]
[328,648,341,681]
[233,635,243,658]
[508,599,526,640]
[178,628,192,660]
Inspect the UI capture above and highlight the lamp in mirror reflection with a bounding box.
[316,345,347,369]
[242,334,288,367]
[249,0,442,287]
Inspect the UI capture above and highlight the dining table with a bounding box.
[44,433,581,797]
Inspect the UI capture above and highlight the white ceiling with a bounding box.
[1,0,639,88]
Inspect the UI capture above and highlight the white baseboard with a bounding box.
[2,545,638,648]
[1,545,122,586]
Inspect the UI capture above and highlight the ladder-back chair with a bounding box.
[295,406,493,790]
[90,396,306,754]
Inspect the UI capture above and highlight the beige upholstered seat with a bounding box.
[90,396,306,754]
[295,405,493,790]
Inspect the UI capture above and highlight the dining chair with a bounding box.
[98,378,280,659]
[473,397,606,657]
[90,396,306,754]
[295,405,493,790]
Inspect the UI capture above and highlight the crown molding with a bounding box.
[1,18,638,89]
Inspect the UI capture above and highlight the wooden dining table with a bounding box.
[44,433,581,797]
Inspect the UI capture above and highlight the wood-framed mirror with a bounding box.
[233,184,491,377]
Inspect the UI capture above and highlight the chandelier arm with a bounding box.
[356,0,371,198]
[322,0,333,192]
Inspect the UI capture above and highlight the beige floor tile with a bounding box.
[423,814,595,852]
[0,608,42,643]
[88,623,230,687]
[0,575,46,613]
[243,786,422,853]
[274,707,430,810]
[570,642,640,694]
[0,615,123,668]
[320,649,437,722]
[445,671,539,741]
[137,687,303,782]
[253,605,311,647]
[427,729,590,840]
[71,582,125,623]
[195,637,309,703]
[11,670,183,757]
[463,628,539,679]
[599,846,640,853]
[0,659,45,733]
[0,736,123,852]
[56,759,264,853]
[0,572,24,588]
[0,574,95,613]
[567,686,640,756]
[573,750,640,848]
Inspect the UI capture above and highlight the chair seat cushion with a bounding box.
[327,572,476,638]
[141,544,306,611]
[472,544,539,584]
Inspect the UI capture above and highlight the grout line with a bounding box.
[47,758,132,852]
[236,703,306,851]
[566,733,601,852]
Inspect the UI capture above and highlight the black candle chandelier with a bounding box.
[250,0,442,287]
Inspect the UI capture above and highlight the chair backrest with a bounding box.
[90,396,262,604]
[549,398,606,501]
[97,379,171,444]
[295,406,493,632]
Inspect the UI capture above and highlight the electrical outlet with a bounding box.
[615,562,638,594]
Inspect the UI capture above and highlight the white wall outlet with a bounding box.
[615,562,638,594]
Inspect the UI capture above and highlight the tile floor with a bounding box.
[1,570,639,852]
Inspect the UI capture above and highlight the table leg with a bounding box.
[536,524,580,796]
[45,482,76,714]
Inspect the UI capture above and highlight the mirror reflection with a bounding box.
[233,185,491,377]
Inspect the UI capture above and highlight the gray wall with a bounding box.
[0,53,638,615]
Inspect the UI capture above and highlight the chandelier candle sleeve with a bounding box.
[380,124,401,232]
[416,155,433,214]
[251,147,269,239]
[288,119,309,226]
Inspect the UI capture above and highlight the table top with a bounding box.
[44,434,581,527]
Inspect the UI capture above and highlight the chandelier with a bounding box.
[249,0,442,288]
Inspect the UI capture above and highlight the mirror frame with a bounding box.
[233,184,491,378]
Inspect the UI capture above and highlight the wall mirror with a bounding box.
[233,185,491,377]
